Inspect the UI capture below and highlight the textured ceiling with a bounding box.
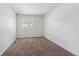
[9,3,61,15]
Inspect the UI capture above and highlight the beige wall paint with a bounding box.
[0,4,16,55]
[16,14,43,38]
[44,3,79,55]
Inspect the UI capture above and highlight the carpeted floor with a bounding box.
[2,37,75,56]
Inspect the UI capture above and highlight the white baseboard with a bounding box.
[16,36,43,38]
[0,38,16,56]
[44,35,77,56]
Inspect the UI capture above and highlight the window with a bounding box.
[22,17,33,28]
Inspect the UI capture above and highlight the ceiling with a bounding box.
[9,3,61,15]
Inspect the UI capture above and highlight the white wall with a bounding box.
[44,3,79,55]
[0,4,16,55]
[16,14,43,38]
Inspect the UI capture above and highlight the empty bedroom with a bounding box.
[0,3,79,56]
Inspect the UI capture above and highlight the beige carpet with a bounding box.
[2,37,74,56]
